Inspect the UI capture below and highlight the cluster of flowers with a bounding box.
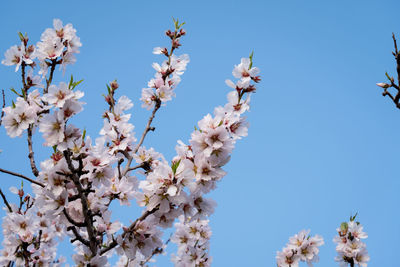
[1,19,81,75]
[0,185,66,266]
[141,19,189,109]
[171,216,212,267]
[333,216,370,267]
[0,18,261,266]
[276,230,324,267]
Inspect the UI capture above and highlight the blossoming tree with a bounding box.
[0,19,261,266]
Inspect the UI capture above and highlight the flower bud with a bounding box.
[377,82,390,89]
[110,80,119,90]
[18,189,24,198]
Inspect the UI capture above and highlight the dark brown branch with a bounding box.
[21,62,28,92]
[128,162,146,172]
[122,99,161,177]
[393,33,400,90]
[0,188,12,212]
[0,168,44,187]
[63,208,87,227]
[27,125,39,177]
[63,150,98,255]
[0,89,5,127]
[141,236,171,266]
[44,60,57,94]
[379,33,400,109]
[117,158,123,179]
[67,226,90,247]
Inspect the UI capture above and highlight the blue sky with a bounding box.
[1,0,400,266]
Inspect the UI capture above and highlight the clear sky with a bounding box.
[0,0,399,266]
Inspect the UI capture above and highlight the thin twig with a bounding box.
[27,125,39,177]
[67,226,90,247]
[44,60,56,94]
[128,162,146,172]
[0,188,12,212]
[380,33,400,109]
[0,168,44,187]
[0,89,5,126]
[393,33,400,90]
[122,99,161,177]
[63,208,87,227]
[141,235,171,266]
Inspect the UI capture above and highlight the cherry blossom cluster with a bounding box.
[141,19,189,109]
[1,19,81,76]
[171,216,212,267]
[0,17,261,266]
[276,230,324,267]
[333,216,369,267]
[0,184,65,266]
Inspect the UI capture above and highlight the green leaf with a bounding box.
[52,145,57,153]
[385,72,392,81]
[69,75,74,89]
[340,222,348,232]
[106,84,111,94]
[10,88,22,97]
[72,79,83,90]
[171,159,181,175]
[11,100,16,108]
[350,212,358,222]
[249,51,254,70]
[82,129,87,140]
[18,32,25,42]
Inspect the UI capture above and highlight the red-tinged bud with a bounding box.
[165,30,174,38]
[110,80,119,90]
[252,76,261,83]
[376,82,390,89]
[27,45,35,54]
[24,195,30,202]
[244,85,256,93]
[18,189,24,198]
[103,112,110,120]
[104,95,112,105]
[233,103,242,111]
[51,151,63,162]
[179,29,186,36]
[172,39,181,49]
[162,48,169,56]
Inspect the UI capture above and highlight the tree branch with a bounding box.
[63,150,98,255]
[0,168,44,187]
[141,236,171,266]
[122,99,161,177]
[128,162,147,172]
[393,33,400,90]
[44,60,57,94]
[0,187,12,212]
[0,89,5,127]
[63,208,87,227]
[379,33,400,109]
[67,226,90,247]
[27,125,39,177]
